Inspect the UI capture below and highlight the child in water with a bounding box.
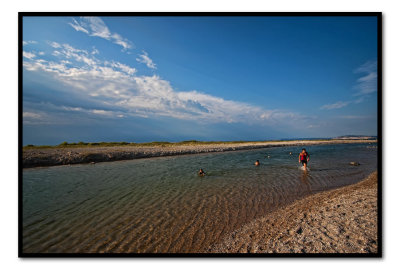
[254,160,260,166]
[198,168,206,176]
[298,148,310,170]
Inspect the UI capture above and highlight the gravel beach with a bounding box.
[22,139,376,168]
[209,171,378,254]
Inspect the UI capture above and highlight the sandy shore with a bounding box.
[209,171,378,254]
[22,139,376,168]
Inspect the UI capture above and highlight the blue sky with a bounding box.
[22,16,378,145]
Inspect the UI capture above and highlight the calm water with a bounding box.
[22,143,377,253]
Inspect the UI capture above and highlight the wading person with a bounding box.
[298,148,310,170]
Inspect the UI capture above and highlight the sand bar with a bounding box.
[22,139,377,168]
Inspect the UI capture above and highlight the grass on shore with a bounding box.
[22,138,353,149]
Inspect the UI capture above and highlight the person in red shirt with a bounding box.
[298,148,310,170]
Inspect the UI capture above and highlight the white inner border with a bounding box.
[1,0,398,269]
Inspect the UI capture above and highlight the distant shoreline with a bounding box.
[22,139,377,168]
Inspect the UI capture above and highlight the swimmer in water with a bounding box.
[198,168,206,176]
[254,160,260,166]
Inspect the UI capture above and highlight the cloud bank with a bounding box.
[23,42,302,127]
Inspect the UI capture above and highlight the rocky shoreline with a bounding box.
[209,171,378,254]
[22,139,376,168]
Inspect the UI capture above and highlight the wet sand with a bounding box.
[23,139,376,168]
[209,171,378,254]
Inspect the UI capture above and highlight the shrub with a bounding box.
[88,142,100,146]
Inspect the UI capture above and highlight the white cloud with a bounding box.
[354,60,377,96]
[354,96,365,104]
[23,42,303,126]
[320,101,350,110]
[23,111,53,125]
[91,47,99,55]
[320,60,377,110]
[106,61,137,75]
[307,124,320,128]
[68,17,133,51]
[61,106,83,112]
[49,41,61,48]
[51,43,98,67]
[68,18,89,34]
[23,51,36,59]
[85,17,111,39]
[338,115,374,120]
[136,51,157,70]
[61,106,122,118]
[23,40,37,46]
[23,112,42,119]
[91,109,117,116]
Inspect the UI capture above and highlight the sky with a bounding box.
[22,16,378,145]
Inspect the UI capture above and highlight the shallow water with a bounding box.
[22,143,377,253]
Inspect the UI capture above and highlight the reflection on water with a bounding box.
[300,170,312,195]
[22,143,377,253]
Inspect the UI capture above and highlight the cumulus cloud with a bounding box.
[23,42,303,126]
[23,51,36,59]
[136,51,157,69]
[69,17,133,51]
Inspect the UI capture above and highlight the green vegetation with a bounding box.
[22,138,340,149]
